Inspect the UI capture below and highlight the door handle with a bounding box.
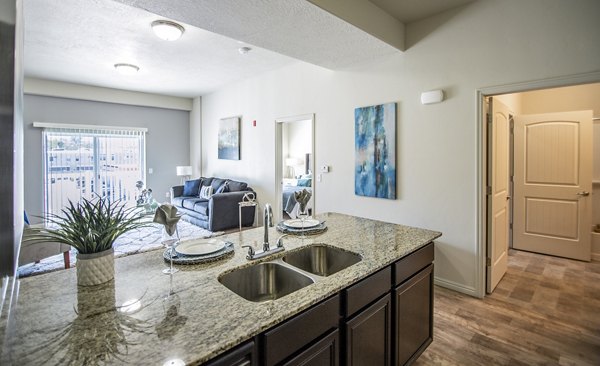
[576,191,590,197]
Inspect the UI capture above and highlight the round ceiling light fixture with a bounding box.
[114,63,140,75]
[151,20,185,41]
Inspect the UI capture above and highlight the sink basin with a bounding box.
[283,245,362,277]
[219,262,314,302]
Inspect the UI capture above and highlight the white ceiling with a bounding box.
[24,0,296,97]
[24,0,475,98]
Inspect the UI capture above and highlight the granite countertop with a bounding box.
[2,212,441,365]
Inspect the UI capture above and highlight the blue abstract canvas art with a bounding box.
[355,103,396,199]
[218,116,240,160]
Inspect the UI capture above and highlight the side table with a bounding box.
[238,201,258,231]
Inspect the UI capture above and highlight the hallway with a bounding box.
[414,250,600,365]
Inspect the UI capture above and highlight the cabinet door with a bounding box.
[283,329,339,366]
[345,293,392,366]
[204,340,256,366]
[263,295,339,366]
[394,264,433,366]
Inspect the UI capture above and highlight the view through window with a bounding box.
[43,126,146,216]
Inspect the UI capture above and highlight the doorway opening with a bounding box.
[274,114,315,223]
[477,74,600,297]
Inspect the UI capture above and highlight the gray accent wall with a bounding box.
[23,94,190,221]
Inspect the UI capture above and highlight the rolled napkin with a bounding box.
[153,204,181,236]
[294,189,312,213]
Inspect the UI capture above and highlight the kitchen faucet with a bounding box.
[264,203,273,251]
[241,203,285,260]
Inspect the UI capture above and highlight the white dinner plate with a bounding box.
[175,238,225,256]
[283,218,320,229]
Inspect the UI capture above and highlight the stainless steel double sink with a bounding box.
[218,244,362,302]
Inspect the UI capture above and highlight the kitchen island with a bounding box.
[1,212,441,365]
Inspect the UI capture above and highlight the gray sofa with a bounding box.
[170,177,256,232]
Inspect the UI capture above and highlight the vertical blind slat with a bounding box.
[42,126,146,216]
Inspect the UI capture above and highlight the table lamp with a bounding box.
[176,166,192,184]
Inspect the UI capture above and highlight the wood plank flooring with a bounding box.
[413,249,600,365]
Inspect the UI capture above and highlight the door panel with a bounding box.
[525,122,578,185]
[513,110,592,261]
[487,98,510,293]
[525,198,578,238]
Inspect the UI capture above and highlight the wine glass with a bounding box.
[297,204,309,235]
[162,225,179,275]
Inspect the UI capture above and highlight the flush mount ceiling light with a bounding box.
[151,20,185,41]
[238,46,252,55]
[114,63,139,75]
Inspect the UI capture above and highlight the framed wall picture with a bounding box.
[218,116,240,160]
[355,102,396,199]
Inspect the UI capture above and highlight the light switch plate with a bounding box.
[320,165,329,173]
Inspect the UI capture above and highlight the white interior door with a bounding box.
[513,110,593,261]
[487,98,511,293]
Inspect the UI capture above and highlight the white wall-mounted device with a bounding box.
[420,90,444,105]
[320,165,330,173]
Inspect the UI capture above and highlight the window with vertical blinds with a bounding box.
[37,123,146,216]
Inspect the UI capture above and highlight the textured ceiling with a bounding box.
[24,0,476,98]
[113,0,400,70]
[24,0,295,97]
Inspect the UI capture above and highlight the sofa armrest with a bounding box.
[171,185,184,199]
[209,190,257,232]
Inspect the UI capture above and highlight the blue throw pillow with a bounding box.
[183,179,201,196]
[297,178,312,187]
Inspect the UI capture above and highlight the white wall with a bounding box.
[494,94,522,115]
[23,95,191,221]
[199,0,600,296]
[285,120,312,176]
[25,78,193,111]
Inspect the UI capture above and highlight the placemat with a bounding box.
[163,241,234,265]
[276,222,328,236]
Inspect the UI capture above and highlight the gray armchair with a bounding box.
[19,226,71,268]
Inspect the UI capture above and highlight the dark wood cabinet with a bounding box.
[394,264,434,366]
[344,294,392,366]
[204,242,435,366]
[204,340,256,366]
[262,295,339,366]
[283,329,339,366]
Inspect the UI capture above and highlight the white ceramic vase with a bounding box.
[76,248,115,286]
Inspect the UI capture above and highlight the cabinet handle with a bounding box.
[576,191,590,197]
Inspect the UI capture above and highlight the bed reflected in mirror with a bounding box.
[276,115,314,222]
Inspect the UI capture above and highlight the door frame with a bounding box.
[476,71,600,298]
[274,113,315,223]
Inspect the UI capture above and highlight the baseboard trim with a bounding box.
[434,277,478,298]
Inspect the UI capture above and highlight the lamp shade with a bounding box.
[285,158,301,167]
[176,166,192,176]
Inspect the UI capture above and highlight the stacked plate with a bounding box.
[276,218,327,235]
[163,238,234,265]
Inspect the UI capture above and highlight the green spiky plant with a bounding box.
[25,196,149,254]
